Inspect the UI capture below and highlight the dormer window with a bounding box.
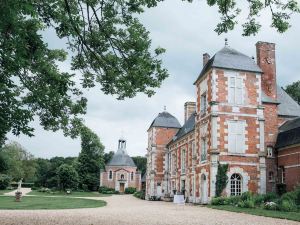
[200,93,207,115]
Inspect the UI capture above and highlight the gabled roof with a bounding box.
[168,112,196,146]
[194,46,262,83]
[107,152,136,167]
[148,111,181,130]
[276,117,300,149]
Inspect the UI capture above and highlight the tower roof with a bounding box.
[195,46,262,84]
[107,139,136,167]
[148,111,181,130]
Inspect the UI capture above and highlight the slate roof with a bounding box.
[276,117,300,149]
[168,112,196,146]
[107,149,136,167]
[148,111,181,130]
[194,46,262,83]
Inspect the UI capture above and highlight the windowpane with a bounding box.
[230,174,242,196]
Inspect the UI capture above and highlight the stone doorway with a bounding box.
[120,183,125,193]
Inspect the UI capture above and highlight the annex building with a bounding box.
[146,41,300,203]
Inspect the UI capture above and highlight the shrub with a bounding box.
[224,196,241,206]
[215,164,228,197]
[0,174,11,190]
[99,186,118,194]
[263,192,278,202]
[133,191,145,200]
[211,197,227,205]
[277,183,287,196]
[241,191,253,201]
[243,198,255,208]
[279,199,297,212]
[125,187,136,194]
[253,194,265,205]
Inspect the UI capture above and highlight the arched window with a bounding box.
[131,172,134,180]
[230,173,242,196]
[121,174,124,180]
[109,170,113,180]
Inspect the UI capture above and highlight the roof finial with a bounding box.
[225,38,228,46]
[164,105,166,111]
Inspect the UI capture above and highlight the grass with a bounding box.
[208,205,300,222]
[28,190,111,197]
[0,196,106,210]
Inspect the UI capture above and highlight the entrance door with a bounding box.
[201,174,208,204]
[156,183,162,196]
[120,183,125,193]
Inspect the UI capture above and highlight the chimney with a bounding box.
[203,53,210,67]
[184,102,196,123]
[256,41,277,100]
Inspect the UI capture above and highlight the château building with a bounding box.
[146,41,300,203]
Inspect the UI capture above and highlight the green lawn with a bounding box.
[208,205,300,222]
[0,196,106,210]
[28,190,111,197]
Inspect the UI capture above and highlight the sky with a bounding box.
[7,0,300,158]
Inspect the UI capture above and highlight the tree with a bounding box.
[132,156,147,176]
[0,142,36,182]
[0,174,11,190]
[57,164,79,190]
[0,153,8,173]
[77,126,104,191]
[215,163,228,197]
[285,81,300,104]
[104,151,115,164]
[0,0,167,146]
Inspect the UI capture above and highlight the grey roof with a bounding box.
[195,46,262,83]
[276,117,300,149]
[149,111,181,130]
[277,86,300,117]
[168,112,196,146]
[107,150,136,167]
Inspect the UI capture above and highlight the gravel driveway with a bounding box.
[0,195,298,225]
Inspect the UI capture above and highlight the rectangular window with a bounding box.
[267,146,273,157]
[228,75,243,105]
[201,138,207,161]
[228,120,245,154]
[200,93,207,115]
[181,149,186,174]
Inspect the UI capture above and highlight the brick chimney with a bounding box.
[256,42,277,100]
[203,53,210,67]
[184,102,196,123]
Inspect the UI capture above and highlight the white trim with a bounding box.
[220,161,258,166]
[278,152,300,158]
[219,152,258,157]
[226,167,249,196]
[285,164,300,169]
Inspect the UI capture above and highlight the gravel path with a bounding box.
[4,188,32,196]
[0,195,298,225]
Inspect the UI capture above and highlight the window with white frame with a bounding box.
[228,75,243,105]
[267,146,273,157]
[172,153,176,175]
[230,173,242,196]
[228,120,246,154]
[192,141,196,158]
[200,93,207,115]
[279,167,285,183]
[268,171,274,182]
[201,138,207,161]
[108,170,113,180]
[181,149,186,174]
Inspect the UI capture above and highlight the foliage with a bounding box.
[125,187,136,194]
[285,81,300,104]
[99,186,119,194]
[203,0,300,36]
[104,151,115,164]
[0,142,36,182]
[279,199,297,212]
[0,153,8,173]
[0,174,11,190]
[0,0,168,146]
[281,186,300,205]
[277,183,287,196]
[77,126,104,191]
[215,163,228,197]
[57,164,79,191]
[133,191,145,200]
[132,156,147,176]
[10,182,35,188]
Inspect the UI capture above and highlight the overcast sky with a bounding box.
[7,0,300,158]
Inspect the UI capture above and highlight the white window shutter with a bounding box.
[236,77,243,104]
[236,121,245,153]
[228,122,236,153]
[229,77,235,103]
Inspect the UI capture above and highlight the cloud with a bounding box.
[7,0,300,158]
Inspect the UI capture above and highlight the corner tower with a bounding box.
[146,110,181,199]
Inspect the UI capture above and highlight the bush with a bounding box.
[133,191,145,200]
[277,183,287,196]
[211,197,227,205]
[224,196,241,206]
[279,199,297,212]
[241,191,252,201]
[264,201,278,210]
[0,174,11,190]
[263,192,278,202]
[125,187,136,194]
[99,186,118,194]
